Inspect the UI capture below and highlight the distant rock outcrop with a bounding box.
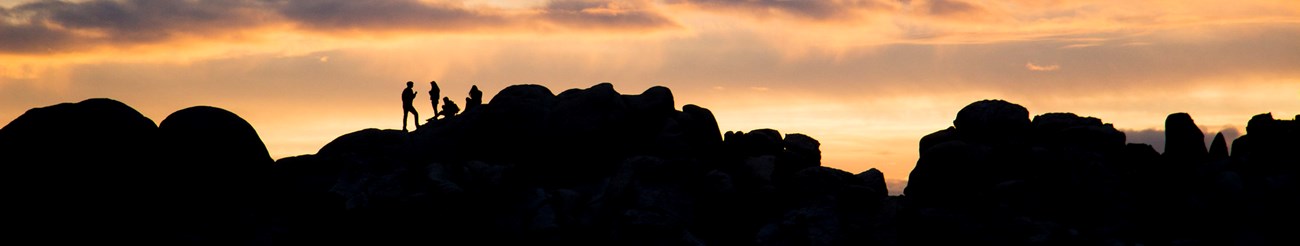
[905,100,1300,245]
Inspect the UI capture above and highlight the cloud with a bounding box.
[0,0,271,54]
[272,0,509,32]
[1060,43,1102,49]
[0,23,80,54]
[921,0,989,19]
[0,0,679,55]
[1025,62,1060,71]
[540,0,678,30]
[1123,128,1165,152]
[666,0,895,20]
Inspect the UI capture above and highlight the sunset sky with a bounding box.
[2,0,1298,184]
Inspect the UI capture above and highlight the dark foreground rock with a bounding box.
[0,100,273,244]
[4,86,1297,246]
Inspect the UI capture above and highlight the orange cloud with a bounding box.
[539,0,679,31]
[664,0,897,21]
[1025,62,1060,71]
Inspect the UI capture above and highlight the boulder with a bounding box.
[318,128,411,157]
[157,106,273,245]
[457,84,557,162]
[919,127,958,153]
[953,99,1030,143]
[1209,132,1228,161]
[1163,112,1206,159]
[624,86,675,119]
[858,168,889,199]
[1032,112,1125,153]
[904,140,991,206]
[735,129,785,156]
[159,106,272,175]
[781,133,822,174]
[0,98,165,243]
[678,104,723,158]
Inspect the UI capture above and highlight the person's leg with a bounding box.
[413,110,420,128]
[403,110,409,131]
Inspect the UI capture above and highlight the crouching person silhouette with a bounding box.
[437,97,460,120]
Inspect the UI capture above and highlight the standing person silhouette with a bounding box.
[401,81,419,131]
[429,81,441,116]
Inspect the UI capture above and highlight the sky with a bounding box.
[2,0,1299,186]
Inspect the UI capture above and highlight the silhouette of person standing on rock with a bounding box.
[429,81,441,116]
[437,97,459,120]
[402,81,419,131]
[466,85,482,112]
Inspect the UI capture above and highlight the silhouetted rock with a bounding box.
[17,87,1296,246]
[781,133,822,176]
[625,85,675,118]
[918,126,957,153]
[1031,112,1125,153]
[318,128,411,157]
[903,99,1300,245]
[157,106,272,245]
[1164,112,1207,159]
[0,98,165,244]
[905,139,989,206]
[759,166,866,246]
[858,168,888,199]
[678,104,722,158]
[953,99,1030,143]
[1210,132,1228,161]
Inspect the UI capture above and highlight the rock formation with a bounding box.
[0,99,273,244]
[4,86,1297,245]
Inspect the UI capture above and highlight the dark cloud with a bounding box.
[667,0,893,20]
[20,0,268,42]
[272,0,509,32]
[917,0,990,20]
[0,0,269,53]
[0,24,80,54]
[541,0,678,30]
[0,0,678,54]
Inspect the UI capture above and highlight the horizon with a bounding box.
[3,0,1298,183]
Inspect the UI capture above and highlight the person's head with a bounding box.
[430,80,436,85]
[406,81,413,87]
[443,97,451,102]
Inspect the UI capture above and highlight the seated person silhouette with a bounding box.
[402,81,419,131]
[466,85,482,111]
[437,97,460,120]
